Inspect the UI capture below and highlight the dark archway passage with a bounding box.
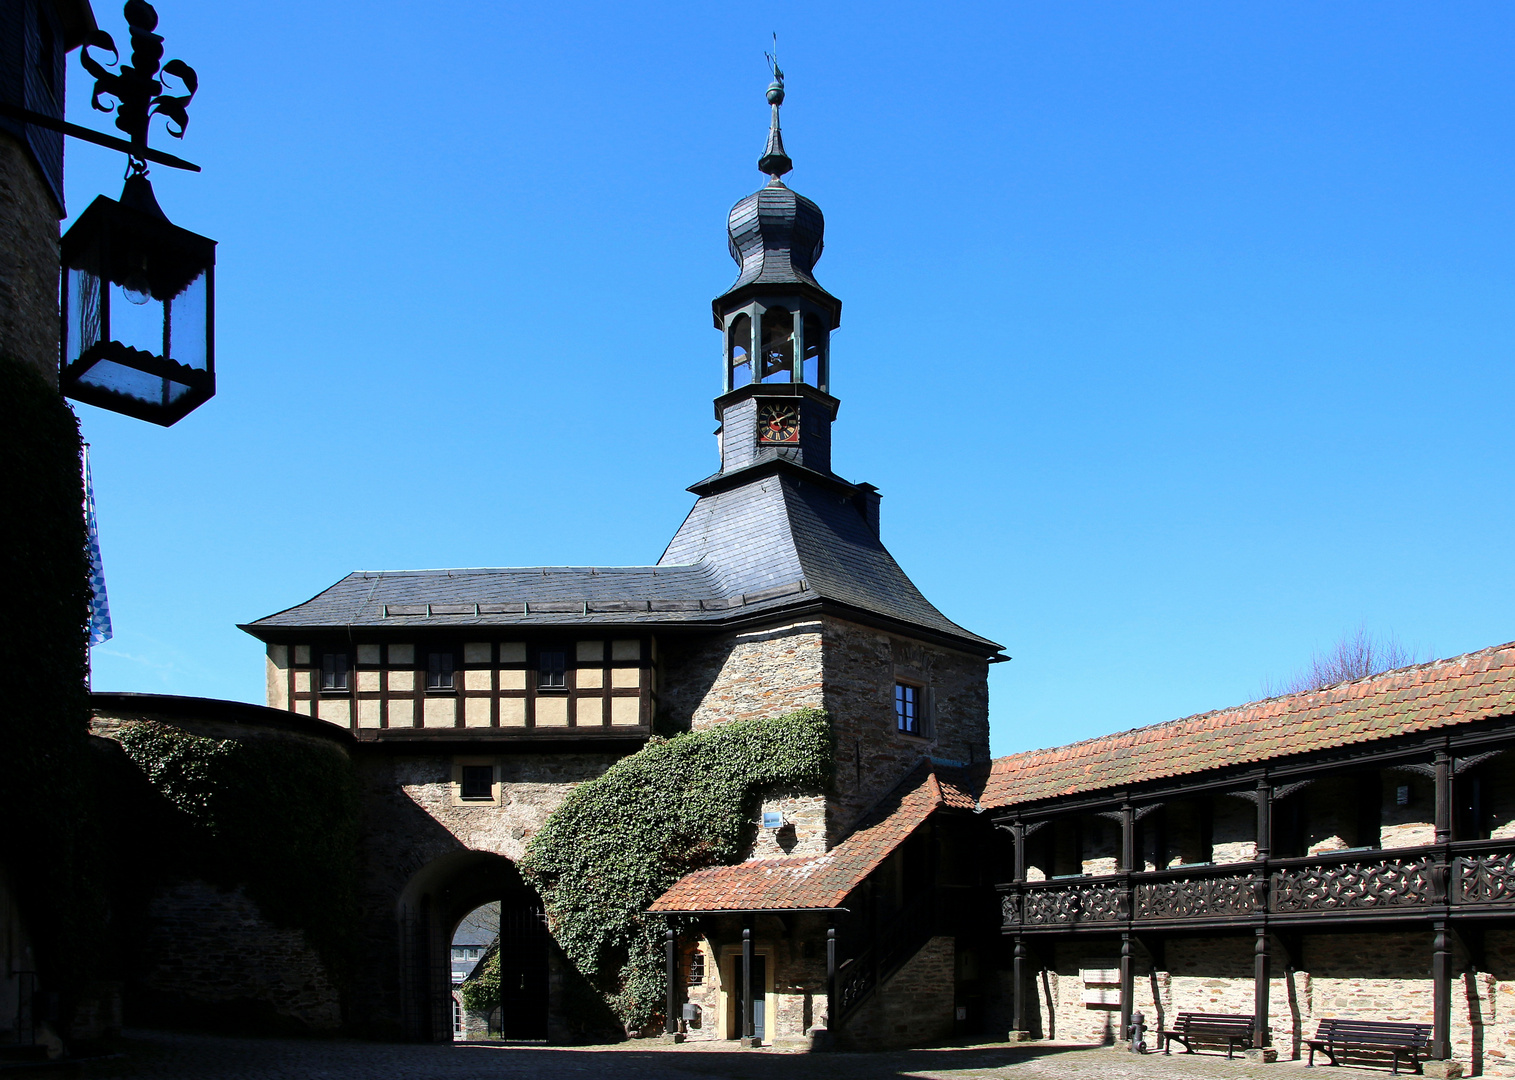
[398,851,548,1042]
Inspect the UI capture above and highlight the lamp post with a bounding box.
[58,0,216,426]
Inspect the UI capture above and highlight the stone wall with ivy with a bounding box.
[92,713,361,1031]
[456,708,837,1036]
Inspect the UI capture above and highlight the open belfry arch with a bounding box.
[235,68,1005,1045]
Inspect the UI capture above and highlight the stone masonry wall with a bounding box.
[1031,931,1515,1075]
[658,621,825,731]
[836,935,956,1051]
[822,618,990,836]
[0,132,59,386]
[660,617,989,848]
[139,880,342,1032]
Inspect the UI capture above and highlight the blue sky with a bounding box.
[69,2,1515,756]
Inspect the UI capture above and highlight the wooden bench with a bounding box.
[1306,1018,1432,1075]
[1160,1012,1256,1058]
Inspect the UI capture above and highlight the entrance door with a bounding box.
[732,955,767,1041]
[496,901,549,1040]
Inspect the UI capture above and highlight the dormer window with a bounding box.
[427,651,455,691]
[538,650,566,689]
[320,652,349,691]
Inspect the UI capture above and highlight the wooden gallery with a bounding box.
[83,72,1515,1073]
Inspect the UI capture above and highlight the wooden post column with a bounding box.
[1255,779,1272,861]
[1119,933,1134,1047]
[1012,822,1027,883]
[664,927,678,1036]
[742,922,755,1045]
[1432,921,1452,1060]
[825,925,837,1034]
[1013,935,1028,1034]
[1253,928,1271,1047]
[1435,749,1453,846]
[1121,805,1136,873]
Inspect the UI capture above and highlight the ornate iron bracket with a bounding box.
[80,0,197,169]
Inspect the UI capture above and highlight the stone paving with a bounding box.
[67,1030,1350,1080]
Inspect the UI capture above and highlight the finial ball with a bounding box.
[766,82,785,106]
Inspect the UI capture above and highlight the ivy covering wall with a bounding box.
[504,708,833,1033]
[111,720,363,975]
[0,357,102,997]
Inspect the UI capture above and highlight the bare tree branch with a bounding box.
[1262,625,1428,698]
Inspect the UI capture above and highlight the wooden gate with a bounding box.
[495,900,549,1040]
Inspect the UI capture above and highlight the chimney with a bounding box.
[853,483,881,537]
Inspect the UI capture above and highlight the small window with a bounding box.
[688,951,705,986]
[895,683,920,736]
[320,652,350,691]
[538,650,566,689]
[460,765,493,801]
[427,651,455,690]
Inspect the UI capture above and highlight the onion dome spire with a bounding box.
[758,40,792,179]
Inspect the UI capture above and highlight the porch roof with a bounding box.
[981,640,1515,811]
[648,763,975,914]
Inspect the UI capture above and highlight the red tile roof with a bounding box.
[981,641,1515,810]
[649,764,975,913]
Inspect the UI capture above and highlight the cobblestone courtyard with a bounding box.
[64,1031,1348,1080]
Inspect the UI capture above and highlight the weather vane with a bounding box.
[766,33,784,90]
[758,33,792,179]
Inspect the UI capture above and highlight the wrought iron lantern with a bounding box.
[57,0,215,426]
[60,173,214,425]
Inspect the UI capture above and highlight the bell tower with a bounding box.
[711,67,843,479]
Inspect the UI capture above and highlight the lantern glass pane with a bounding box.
[74,359,194,405]
[66,266,101,365]
[109,280,165,359]
[167,270,208,371]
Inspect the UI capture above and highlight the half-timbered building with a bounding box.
[231,75,1006,1044]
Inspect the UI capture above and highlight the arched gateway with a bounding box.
[399,852,547,1042]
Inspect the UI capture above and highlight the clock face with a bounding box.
[757,402,801,444]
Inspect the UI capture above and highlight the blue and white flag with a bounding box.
[84,444,113,646]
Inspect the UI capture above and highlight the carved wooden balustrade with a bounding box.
[999,840,1515,931]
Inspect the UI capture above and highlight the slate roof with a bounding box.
[244,563,795,631]
[659,470,1000,652]
[244,470,1000,653]
[650,763,977,913]
[719,179,834,304]
[980,641,1515,811]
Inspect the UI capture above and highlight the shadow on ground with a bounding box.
[78,1031,1316,1080]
